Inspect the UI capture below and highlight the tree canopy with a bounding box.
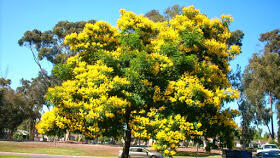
[144,4,244,50]
[229,65,255,149]
[0,78,26,139]
[17,20,97,139]
[36,6,241,157]
[16,70,58,140]
[18,20,96,66]
[144,4,183,22]
[243,29,280,140]
[259,29,280,55]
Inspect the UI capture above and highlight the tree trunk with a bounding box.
[196,143,199,158]
[265,123,272,137]
[122,109,132,158]
[183,140,188,147]
[122,127,132,158]
[270,94,275,139]
[64,130,71,141]
[203,138,207,149]
[29,118,35,141]
[7,129,14,140]
[241,124,247,150]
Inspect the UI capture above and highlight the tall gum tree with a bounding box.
[18,20,96,140]
[244,29,280,140]
[36,6,241,157]
[243,29,280,140]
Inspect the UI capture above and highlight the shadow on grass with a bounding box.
[175,151,220,157]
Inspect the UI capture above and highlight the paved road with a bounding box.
[0,152,116,158]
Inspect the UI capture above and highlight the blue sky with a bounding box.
[0,0,280,134]
[1,0,279,88]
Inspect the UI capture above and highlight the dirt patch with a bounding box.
[177,147,222,155]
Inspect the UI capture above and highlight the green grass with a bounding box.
[0,156,42,158]
[0,141,119,157]
[0,144,85,156]
[16,147,85,156]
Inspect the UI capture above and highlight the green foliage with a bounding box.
[144,5,183,22]
[227,30,244,47]
[144,10,165,22]
[18,20,96,64]
[269,140,278,145]
[244,51,280,139]
[45,125,66,138]
[243,29,280,140]
[180,28,203,48]
[120,30,144,51]
[16,70,58,140]
[229,66,255,148]
[164,4,183,20]
[0,78,26,140]
[52,63,74,80]
[34,5,242,157]
[12,132,26,141]
[253,128,263,140]
[259,29,280,55]
[18,20,98,140]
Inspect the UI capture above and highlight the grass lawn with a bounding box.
[0,143,85,156]
[0,156,42,158]
[0,141,221,158]
[0,141,120,157]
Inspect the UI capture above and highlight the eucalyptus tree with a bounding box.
[0,78,26,140]
[243,29,280,139]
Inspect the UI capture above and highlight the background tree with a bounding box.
[164,4,183,21]
[144,4,182,22]
[18,20,96,66]
[229,66,254,149]
[243,29,280,140]
[18,20,96,140]
[144,10,165,22]
[0,78,26,140]
[227,30,244,47]
[259,30,280,140]
[253,128,263,140]
[36,6,241,157]
[16,70,56,140]
[259,29,280,55]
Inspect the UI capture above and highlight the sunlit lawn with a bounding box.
[0,156,42,158]
[0,141,221,158]
[0,141,118,157]
[0,143,85,156]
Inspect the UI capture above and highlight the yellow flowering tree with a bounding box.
[36,6,241,157]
